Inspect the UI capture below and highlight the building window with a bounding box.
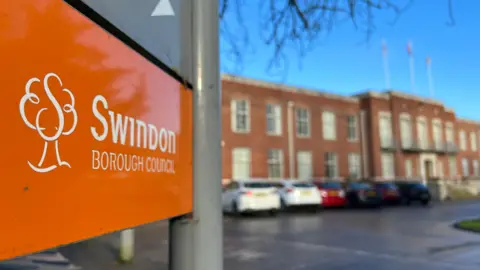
[470,132,477,151]
[400,114,412,148]
[347,115,358,141]
[462,158,469,177]
[445,123,454,143]
[381,153,395,178]
[432,120,442,150]
[473,160,479,176]
[348,153,361,179]
[266,103,282,135]
[379,112,393,147]
[322,111,336,140]
[405,159,413,178]
[232,148,251,180]
[231,99,250,133]
[459,130,467,151]
[449,156,457,178]
[297,151,312,180]
[268,149,284,179]
[416,117,428,149]
[324,152,338,178]
[296,108,310,137]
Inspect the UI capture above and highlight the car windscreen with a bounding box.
[292,182,315,188]
[244,182,273,189]
[411,183,428,190]
[349,183,372,190]
[377,183,397,189]
[318,182,342,189]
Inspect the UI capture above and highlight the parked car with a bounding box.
[271,180,322,211]
[222,180,281,215]
[394,181,431,206]
[343,182,382,208]
[373,182,401,205]
[313,181,346,208]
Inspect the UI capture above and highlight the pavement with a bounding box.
[0,249,80,270]
[4,200,480,269]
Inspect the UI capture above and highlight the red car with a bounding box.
[313,181,347,207]
[373,182,401,205]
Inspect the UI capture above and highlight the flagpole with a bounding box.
[382,39,390,89]
[426,56,434,97]
[407,40,415,93]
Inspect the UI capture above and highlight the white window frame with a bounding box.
[462,158,469,177]
[268,149,284,179]
[405,159,413,178]
[400,113,412,148]
[416,116,428,149]
[432,119,442,150]
[449,156,457,178]
[296,107,310,137]
[379,112,393,148]
[470,131,477,151]
[231,99,250,133]
[232,148,251,180]
[347,115,358,141]
[474,160,479,176]
[324,152,338,178]
[322,111,337,140]
[445,122,454,144]
[348,153,361,179]
[381,152,395,179]
[297,151,313,180]
[459,130,467,151]
[266,103,282,136]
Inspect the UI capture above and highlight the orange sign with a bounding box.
[0,0,192,260]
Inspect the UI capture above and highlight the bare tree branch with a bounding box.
[220,0,455,77]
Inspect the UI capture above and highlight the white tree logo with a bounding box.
[19,72,78,173]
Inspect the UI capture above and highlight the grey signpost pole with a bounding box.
[191,0,223,269]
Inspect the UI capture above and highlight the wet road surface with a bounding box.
[58,201,480,270]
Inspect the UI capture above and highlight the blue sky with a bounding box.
[220,1,480,120]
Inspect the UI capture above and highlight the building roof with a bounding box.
[221,73,480,124]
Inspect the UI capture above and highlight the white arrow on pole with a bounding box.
[151,0,175,16]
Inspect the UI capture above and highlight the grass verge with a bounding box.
[455,219,480,233]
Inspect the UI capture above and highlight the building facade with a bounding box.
[221,74,480,183]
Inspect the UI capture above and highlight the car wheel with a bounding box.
[231,201,240,216]
[268,209,278,216]
[280,199,288,212]
[420,199,430,206]
[401,197,411,206]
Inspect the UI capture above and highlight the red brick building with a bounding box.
[221,74,480,184]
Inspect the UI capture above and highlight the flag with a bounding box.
[426,56,431,65]
[407,40,413,55]
[382,39,388,55]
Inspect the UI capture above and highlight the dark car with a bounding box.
[373,182,401,205]
[394,181,431,206]
[343,182,382,208]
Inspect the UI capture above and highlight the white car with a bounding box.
[222,180,281,215]
[271,180,322,211]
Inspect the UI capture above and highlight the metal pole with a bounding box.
[426,57,434,97]
[192,0,223,269]
[381,39,390,89]
[409,55,415,94]
[169,0,195,269]
[118,229,134,263]
[169,215,193,270]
